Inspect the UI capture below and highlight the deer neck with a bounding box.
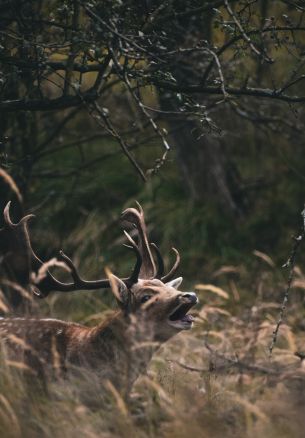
[83,311,159,389]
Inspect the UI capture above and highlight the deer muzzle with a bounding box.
[167,292,198,330]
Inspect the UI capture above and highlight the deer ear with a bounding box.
[109,274,129,307]
[166,277,183,289]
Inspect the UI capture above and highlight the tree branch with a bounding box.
[0,92,98,112]
[154,82,305,103]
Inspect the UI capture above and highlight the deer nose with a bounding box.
[182,292,198,304]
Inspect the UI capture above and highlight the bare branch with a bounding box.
[269,207,305,356]
[224,0,273,63]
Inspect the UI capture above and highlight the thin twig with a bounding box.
[167,341,280,376]
[206,48,228,98]
[110,48,171,152]
[269,206,305,357]
[91,101,147,182]
[224,0,273,63]
[204,342,280,375]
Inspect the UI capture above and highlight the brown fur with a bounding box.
[0,278,197,393]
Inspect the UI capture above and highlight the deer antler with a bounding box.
[121,201,156,279]
[33,233,142,297]
[122,230,142,287]
[1,202,144,299]
[0,201,35,287]
[121,202,180,282]
[1,201,180,303]
[150,243,181,282]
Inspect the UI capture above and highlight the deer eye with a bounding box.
[141,295,152,304]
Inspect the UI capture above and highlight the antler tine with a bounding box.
[1,201,38,308]
[34,251,112,296]
[134,200,144,216]
[3,201,34,228]
[123,230,142,286]
[3,201,14,227]
[150,243,164,279]
[58,250,83,283]
[32,251,84,297]
[121,203,156,279]
[161,248,181,283]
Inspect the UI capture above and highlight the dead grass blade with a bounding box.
[212,265,242,277]
[0,280,32,301]
[0,290,9,313]
[224,390,269,423]
[195,284,229,300]
[104,380,129,418]
[0,393,21,437]
[5,360,35,374]
[0,168,22,204]
[253,250,275,267]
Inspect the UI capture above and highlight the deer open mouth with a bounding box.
[168,303,195,330]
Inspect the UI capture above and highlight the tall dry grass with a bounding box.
[1,253,305,438]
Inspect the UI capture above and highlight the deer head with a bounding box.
[0,201,198,340]
[115,202,198,341]
[110,275,197,342]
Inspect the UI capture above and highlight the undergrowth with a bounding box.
[1,251,305,438]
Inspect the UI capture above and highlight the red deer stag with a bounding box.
[0,202,198,392]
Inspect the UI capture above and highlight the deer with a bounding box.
[0,202,198,395]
